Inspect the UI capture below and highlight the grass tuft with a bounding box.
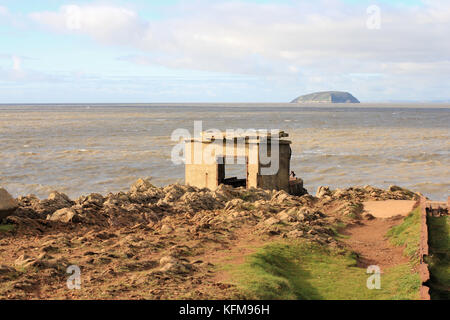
[387,207,421,261]
[0,224,15,233]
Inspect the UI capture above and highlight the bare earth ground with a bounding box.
[341,200,416,270]
[0,223,246,299]
[341,216,409,269]
[0,182,419,299]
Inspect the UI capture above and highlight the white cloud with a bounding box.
[12,55,21,71]
[0,6,8,16]
[27,1,450,74]
[29,4,149,45]
[10,0,450,101]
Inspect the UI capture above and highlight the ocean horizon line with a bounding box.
[1,102,450,108]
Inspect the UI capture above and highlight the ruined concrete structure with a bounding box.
[184,130,305,195]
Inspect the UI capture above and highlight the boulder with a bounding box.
[160,224,173,234]
[277,210,291,222]
[287,230,304,238]
[0,265,16,275]
[78,193,104,207]
[14,253,69,271]
[316,186,331,198]
[224,199,245,211]
[253,200,270,210]
[277,207,298,222]
[333,188,346,199]
[270,190,292,204]
[47,208,78,223]
[159,255,191,274]
[162,184,188,202]
[130,178,154,193]
[48,191,72,205]
[0,188,18,220]
[214,184,238,202]
[388,185,403,192]
[159,255,178,266]
[177,191,221,211]
[29,191,73,217]
[14,254,37,268]
[263,217,280,226]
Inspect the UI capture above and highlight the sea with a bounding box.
[0,103,448,201]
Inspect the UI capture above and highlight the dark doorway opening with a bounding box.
[218,157,247,188]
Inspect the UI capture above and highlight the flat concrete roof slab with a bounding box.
[363,200,417,218]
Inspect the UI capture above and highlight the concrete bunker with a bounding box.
[184,130,306,196]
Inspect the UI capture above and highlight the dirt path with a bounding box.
[341,200,416,271]
[342,216,409,270]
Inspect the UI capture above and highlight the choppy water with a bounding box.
[0,103,449,201]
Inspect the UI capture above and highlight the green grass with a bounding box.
[426,215,450,300]
[224,241,420,300]
[239,191,257,202]
[387,207,421,261]
[347,202,364,219]
[0,224,15,233]
[241,203,256,211]
[329,222,350,239]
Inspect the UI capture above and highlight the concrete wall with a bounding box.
[257,143,291,192]
[185,140,221,190]
[185,163,219,190]
[185,138,292,192]
[247,143,259,189]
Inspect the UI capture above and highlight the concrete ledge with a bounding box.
[419,197,431,301]
[363,200,416,218]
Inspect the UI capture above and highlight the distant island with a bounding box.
[291,91,360,104]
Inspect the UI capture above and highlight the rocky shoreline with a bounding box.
[2,180,418,236]
[0,180,420,299]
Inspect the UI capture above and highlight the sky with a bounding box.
[0,0,449,103]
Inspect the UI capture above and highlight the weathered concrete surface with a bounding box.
[185,131,296,194]
[363,200,416,218]
[0,188,18,220]
[427,200,448,216]
[419,197,431,301]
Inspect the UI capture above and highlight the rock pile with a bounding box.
[316,185,418,202]
[0,181,422,299]
[2,180,419,238]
